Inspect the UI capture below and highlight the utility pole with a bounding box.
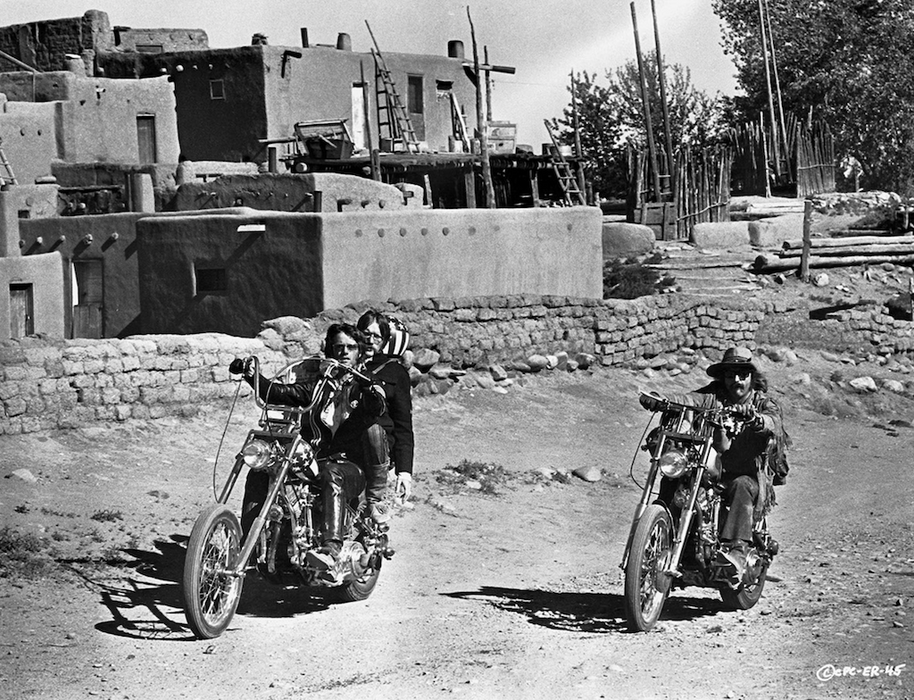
[630,2,662,202]
[468,8,495,208]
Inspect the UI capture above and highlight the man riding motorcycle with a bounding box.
[639,346,785,584]
[237,323,386,570]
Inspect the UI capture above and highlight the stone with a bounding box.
[412,348,440,372]
[883,379,905,393]
[489,364,509,381]
[849,376,878,393]
[10,468,37,483]
[473,372,497,390]
[601,222,654,259]
[812,272,830,287]
[526,355,549,372]
[545,355,559,370]
[573,465,602,482]
[575,353,596,370]
[692,221,751,251]
[407,366,424,387]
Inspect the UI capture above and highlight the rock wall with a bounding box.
[1,293,911,435]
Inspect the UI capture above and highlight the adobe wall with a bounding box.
[0,71,179,165]
[0,99,58,185]
[319,207,603,308]
[172,173,411,213]
[0,252,65,340]
[19,213,149,338]
[0,11,111,73]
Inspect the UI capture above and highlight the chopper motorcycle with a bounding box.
[621,392,779,632]
[181,355,394,639]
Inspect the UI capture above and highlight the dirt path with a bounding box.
[1,359,913,700]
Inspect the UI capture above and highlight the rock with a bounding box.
[849,376,878,393]
[555,351,569,370]
[489,364,509,381]
[572,465,602,482]
[428,365,454,380]
[408,366,424,387]
[575,353,596,370]
[883,379,905,393]
[601,222,655,259]
[401,349,415,368]
[10,468,37,483]
[511,361,532,373]
[821,351,841,363]
[526,354,549,372]
[790,372,811,385]
[473,372,497,390]
[492,385,509,394]
[412,348,440,372]
[545,355,559,370]
[812,272,830,287]
[566,359,579,372]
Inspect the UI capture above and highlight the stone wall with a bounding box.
[0,293,796,435]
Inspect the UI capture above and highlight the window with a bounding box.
[195,266,227,295]
[210,80,225,100]
[136,44,164,54]
[407,75,424,115]
[18,210,29,219]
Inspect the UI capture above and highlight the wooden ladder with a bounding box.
[449,92,470,152]
[366,22,420,154]
[0,137,18,185]
[544,121,585,206]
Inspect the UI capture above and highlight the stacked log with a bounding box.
[751,232,914,273]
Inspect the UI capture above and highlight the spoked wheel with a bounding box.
[720,559,768,610]
[624,504,673,632]
[182,504,245,639]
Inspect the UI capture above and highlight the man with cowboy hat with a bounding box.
[640,345,785,581]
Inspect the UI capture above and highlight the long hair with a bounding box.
[356,310,390,346]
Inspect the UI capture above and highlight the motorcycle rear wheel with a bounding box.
[719,562,768,610]
[182,504,245,639]
[624,504,673,632]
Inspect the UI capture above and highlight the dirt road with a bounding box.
[1,355,913,700]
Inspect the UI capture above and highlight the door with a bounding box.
[72,259,103,338]
[9,284,33,338]
[137,115,158,163]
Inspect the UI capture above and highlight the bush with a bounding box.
[603,255,676,299]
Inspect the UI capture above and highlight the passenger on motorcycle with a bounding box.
[639,346,784,581]
[351,310,415,523]
[238,323,386,569]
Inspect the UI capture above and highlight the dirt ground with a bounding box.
[2,266,914,700]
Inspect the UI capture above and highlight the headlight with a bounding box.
[241,440,272,470]
[658,448,689,479]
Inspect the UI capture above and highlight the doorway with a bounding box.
[9,283,33,338]
[72,259,103,338]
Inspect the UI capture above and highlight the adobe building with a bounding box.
[136,206,602,337]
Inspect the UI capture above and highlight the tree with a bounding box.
[713,0,914,193]
[551,53,729,200]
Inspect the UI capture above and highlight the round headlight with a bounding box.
[658,448,688,479]
[241,440,271,470]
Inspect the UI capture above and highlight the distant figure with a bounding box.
[251,33,268,45]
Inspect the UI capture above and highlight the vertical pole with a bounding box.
[484,46,493,123]
[800,199,812,282]
[758,0,781,180]
[468,8,495,208]
[630,2,662,203]
[650,0,675,199]
[764,0,790,180]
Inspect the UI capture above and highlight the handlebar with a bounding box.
[638,390,757,427]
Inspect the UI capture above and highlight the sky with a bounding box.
[3,0,740,147]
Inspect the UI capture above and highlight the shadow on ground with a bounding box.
[443,585,723,633]
[81,534,330,642]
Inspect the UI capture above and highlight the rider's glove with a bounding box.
[229,358,245,375]
[639,392,665,412]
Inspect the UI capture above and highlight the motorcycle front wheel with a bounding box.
[624,504,673,632]
[182,504,245,639]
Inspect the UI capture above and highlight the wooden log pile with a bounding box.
[751,232,914,273]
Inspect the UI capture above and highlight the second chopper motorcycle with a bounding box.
[621,392,780,632]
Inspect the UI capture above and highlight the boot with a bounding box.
[307,481,345,571]
[364,460,390,523]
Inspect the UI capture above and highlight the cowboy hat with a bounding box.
[707,346,759,379]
